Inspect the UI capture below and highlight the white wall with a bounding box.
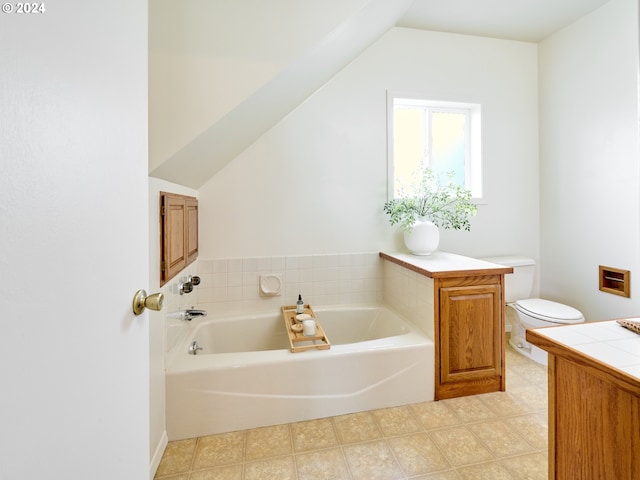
[539,0,639,320]
[198,27,540,264]
[0,1,149,478]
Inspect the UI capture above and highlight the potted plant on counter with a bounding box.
[383,168,477,255]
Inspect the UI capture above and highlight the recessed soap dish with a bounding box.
[260,274,282,296]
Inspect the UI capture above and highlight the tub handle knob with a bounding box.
[179,275,201,295]
[189,341,203,355]
[179,281,193,295]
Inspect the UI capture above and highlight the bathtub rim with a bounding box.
[166,303,432,374]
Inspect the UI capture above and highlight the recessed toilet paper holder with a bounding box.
[599,265,630,298]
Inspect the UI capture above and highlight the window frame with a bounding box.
[387,92,483,201]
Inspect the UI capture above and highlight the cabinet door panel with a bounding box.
[186,197,198,264]
[164,196,187,282]
[440,284,502,383]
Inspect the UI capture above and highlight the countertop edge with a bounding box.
[527,326,640,397]
[379,251,513,278]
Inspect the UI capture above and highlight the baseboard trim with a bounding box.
[149,430,168,480]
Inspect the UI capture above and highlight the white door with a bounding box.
[0,1,150,478]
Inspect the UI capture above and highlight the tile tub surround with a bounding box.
[155,346,549,480]
[163,252,383,354]
[382,258,435,338]
[164,251,502,352]
[195,252,383,315]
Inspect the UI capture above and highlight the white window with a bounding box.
[387,94,482,199]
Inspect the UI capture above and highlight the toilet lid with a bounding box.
[515,298,584,323]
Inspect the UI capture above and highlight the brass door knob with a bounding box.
[132,289,164,315]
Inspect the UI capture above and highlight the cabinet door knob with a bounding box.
[132,289,164,315]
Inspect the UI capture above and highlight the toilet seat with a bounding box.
[515,298,584,324]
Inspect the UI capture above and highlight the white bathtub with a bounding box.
[165,304,434,440]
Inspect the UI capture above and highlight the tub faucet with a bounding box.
[183,308,207,321]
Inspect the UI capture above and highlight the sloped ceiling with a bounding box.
[149,0,610,189]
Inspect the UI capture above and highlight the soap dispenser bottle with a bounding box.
[296,294,304,314]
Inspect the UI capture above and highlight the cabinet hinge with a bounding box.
[161,260,166,272]
[161,206,166,216]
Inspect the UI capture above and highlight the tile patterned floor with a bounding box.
[155,346,548,479]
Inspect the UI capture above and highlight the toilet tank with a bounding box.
[481,256,535,303]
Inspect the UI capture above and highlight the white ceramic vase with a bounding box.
[403,219,440,255]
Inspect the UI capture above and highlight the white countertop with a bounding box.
[534,320,640,379]
[380,251,513,278]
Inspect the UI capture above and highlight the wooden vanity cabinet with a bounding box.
[435,274,505,400]
[528,326,640,479]
[160,192,198,286]
[379,252,509,401]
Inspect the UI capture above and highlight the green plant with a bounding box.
[383,169,477,232]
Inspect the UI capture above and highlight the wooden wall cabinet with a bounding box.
[160,192,198,286]
[435,275,505,400]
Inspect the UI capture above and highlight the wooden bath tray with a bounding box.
[281,304,331,353]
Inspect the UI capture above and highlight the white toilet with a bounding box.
[483,256,585,365]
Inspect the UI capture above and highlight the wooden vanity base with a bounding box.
[528,327,640,479]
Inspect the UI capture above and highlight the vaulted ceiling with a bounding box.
[149,0,610,188]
